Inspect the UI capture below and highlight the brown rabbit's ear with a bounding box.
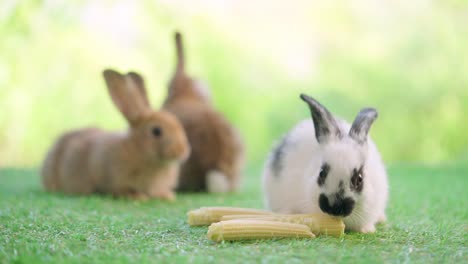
[174,31,185,74]
[127,71,150,107]
[103,69,151,126]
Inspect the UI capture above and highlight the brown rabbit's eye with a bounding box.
[152,127,162,137]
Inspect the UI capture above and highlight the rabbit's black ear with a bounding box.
[349,108,378,144]
[300,94,342,143]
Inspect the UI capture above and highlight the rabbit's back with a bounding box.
[263,120,322,213]
[41,128,109,194]
[165,101,244,192]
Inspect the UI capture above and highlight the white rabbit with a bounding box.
[262,94,388,233]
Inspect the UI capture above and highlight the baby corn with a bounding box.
[207,219,315,242]
[220,214,264,221]
[187,207,272,226]
[220,213,345,237]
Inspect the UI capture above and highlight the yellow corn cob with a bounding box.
[207,219,315,242]
[187,207,272,226]
[220,214,264,221]
[220,213,345,237]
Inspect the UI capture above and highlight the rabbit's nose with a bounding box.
[167,139,190,161]
[319,193,355,217]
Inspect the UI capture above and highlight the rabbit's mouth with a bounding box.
[318,193,355,217]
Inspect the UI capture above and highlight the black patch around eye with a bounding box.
[350,165,364,193]
[152,126,162,137]
[317,163,330,186]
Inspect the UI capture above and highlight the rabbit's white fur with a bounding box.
[263,108,388,233]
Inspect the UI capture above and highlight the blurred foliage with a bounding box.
[0,0,467,167]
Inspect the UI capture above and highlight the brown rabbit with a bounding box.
[41,70,190,200]
[162,32,244,193]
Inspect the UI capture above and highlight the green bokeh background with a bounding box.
[0,1,467,168]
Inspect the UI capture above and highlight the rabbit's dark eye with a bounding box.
[317,163,330,186]
[151,126,162,137]
[350,166,364,193]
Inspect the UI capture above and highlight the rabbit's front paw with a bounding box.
[359,224,376,233]
[377,214,387,224]
[155,191,176,201]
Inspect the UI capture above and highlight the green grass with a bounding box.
[0,164,466,263]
